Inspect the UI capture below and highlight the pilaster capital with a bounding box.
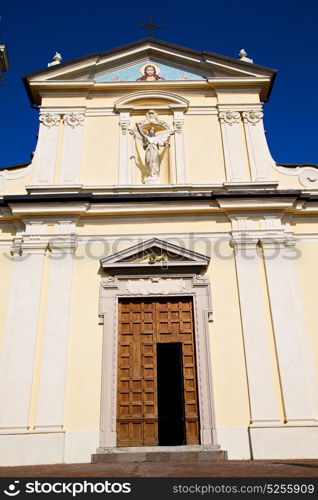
[173,118,184,133]
[63,112,85,128]
[119,119,130,135]
[39,112,60,128]
[260,234,298,248]
[242,110,264,125]
[10,237,23,259]
[48,234,78,254]
[218,110,241,125]
[230,232,259,250]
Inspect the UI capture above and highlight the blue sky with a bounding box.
[1,0,317,168]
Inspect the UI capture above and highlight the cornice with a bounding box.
[27,77,271,105]
[1,189,318,221]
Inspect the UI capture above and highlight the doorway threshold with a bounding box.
[92,445,227,463]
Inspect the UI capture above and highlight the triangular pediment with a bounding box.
[24,38,276,84]
[100,238,210,271]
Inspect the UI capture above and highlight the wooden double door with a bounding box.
[117,297,200,446]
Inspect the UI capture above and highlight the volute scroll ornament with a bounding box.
[63,113,85,128]
[218,111,240,126]
[242,110,264,125]
[39,112,60,128]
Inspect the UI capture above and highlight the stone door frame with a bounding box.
[98,272,217,449]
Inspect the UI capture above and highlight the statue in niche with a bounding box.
[136,63,165,81]
[135,121,174,184]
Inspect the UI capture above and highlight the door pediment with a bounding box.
[100,238,210,272]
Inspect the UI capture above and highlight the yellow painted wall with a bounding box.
[61,225,252,431]
[63,244,103,430]
[184,115,225,183]
[81,116,119,185]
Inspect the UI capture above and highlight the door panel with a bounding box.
[117,297,199,446]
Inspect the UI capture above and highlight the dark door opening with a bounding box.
[157,343,185,446]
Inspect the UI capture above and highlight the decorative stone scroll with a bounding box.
[242,110,264,126]
[218,110,240,126]
[39,112,60,128]
[63,112,84,128]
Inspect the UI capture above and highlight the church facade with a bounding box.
[1,39,318,466]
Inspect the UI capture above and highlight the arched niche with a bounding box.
[115,92,188,186]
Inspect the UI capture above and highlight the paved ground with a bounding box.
[1,460,318,477]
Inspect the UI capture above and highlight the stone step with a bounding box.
[92,445,227,463]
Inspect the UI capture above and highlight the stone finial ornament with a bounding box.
[48,52,62,67]
[239,49,253,63]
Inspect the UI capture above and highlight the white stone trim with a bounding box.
[0,165,33,193]
[59,113,85,184]
[0,429,99,466]
[35,226,77,428]
[33,113,60,185]
[173,110,186,183]
[118,111,131,184]
[0,431,65,466]
[115,91,189,111]
[218,110,247,182]
[0,247,46,428]
[262,237,318,421]
[98,272,216,448]
[249,424,318,459]
[242,109,275,181]
[186,107,217,115]
[230,235,280,423]
[216,426,250,459]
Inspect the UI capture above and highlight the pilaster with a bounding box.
[35,220,78,429]
[230,229,280,423]
[118,111,131,184]
[218,110,247,182]
[242,108,273,181]
[0,222,47,429]
[261,234,318,422]
[59,113,85,184]
[173,110,186,183]
[33,113,60,185]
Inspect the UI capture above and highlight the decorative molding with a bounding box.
[100,237,210,272]
[218,110,247,182]
[218,110,240,126]
[63,113,84,128]
[119,119,130,136]
[242,110,264,126]
[39,113,60,128]
[275,164,318,189]
[136,109,169,130]
[0,164,33,194]
[114,91,189,111]
[173,118,184,134]
[98,237,215,448]
[98,272,216,449]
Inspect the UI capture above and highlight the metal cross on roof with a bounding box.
[138,17,164,37]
